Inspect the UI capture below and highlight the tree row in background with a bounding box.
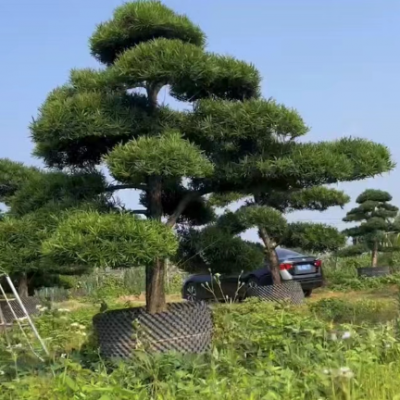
[0,1,394,312]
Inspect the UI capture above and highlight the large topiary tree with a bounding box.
[29,1,393,312]
[340,189,400,267]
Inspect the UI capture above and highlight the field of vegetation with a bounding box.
[1,256,400,400]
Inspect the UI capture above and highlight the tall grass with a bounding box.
[2,297,400,399]
[35,266,187,301]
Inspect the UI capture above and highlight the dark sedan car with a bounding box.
[182,247,324,302]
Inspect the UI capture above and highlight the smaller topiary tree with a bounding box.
[0,212,55,297]
[179,205,346,283]
[340,189,400,267]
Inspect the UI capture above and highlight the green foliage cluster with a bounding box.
[107,130,214,185]
[42,210,177,270]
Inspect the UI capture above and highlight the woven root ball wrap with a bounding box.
[93,301,213,359]
[0,297,41,324]
[357,266,391,278]
[246,281,305,305]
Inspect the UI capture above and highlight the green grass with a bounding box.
[3,259,400,399]
[0,286,400,399]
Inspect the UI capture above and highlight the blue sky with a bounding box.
[1,0,399,241]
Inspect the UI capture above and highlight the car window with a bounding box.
[275,247,305,259]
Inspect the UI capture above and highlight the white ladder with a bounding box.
[0,272,49,360]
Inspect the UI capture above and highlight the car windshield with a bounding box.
[276,248,305,260]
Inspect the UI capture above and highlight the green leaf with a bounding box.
[257,187,350,213]
[63,375,78,392]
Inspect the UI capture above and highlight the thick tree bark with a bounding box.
[258,227,281,284]
[18,273,29,298]
[146,258,166,314]
[146,175,167,314]
[371,240,379,268]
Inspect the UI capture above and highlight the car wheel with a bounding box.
[303,289,312,298]
[185,283,198,302]
[247,276,260,289]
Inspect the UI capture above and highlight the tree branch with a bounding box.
[146,83,163,110]
[105,184,146,192]
[166,188,210,228]
[131,209,148,215]
[166,192,198,227]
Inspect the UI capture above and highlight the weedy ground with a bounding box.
[2,267,400,399]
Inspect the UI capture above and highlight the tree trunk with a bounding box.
[258,227,281,284]
[18,273,29,298]
[146,175,167,314]
[146,258,166,314]
[371,240,379,268]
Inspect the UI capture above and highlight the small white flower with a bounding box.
[386,343,391,348]
[35,305,41,310]
[38,306,48,312]
[330,333,338,341]
[58,308,70,313]
[0,370,4,376]
[70,322,79,327]
[338,367,354,379]
[13,343,22,349]
[78,324,86,330]
[60,316,68,321]
[322,369,330,375]
[342,331,351,340]
[61,353,67,359]
[79,332,87,337]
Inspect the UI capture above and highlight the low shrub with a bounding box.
[309,297,398,324]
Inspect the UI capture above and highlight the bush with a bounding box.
[322,254,400,291]
[309,297,398,324]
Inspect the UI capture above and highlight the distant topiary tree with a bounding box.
[340,189,400,267]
